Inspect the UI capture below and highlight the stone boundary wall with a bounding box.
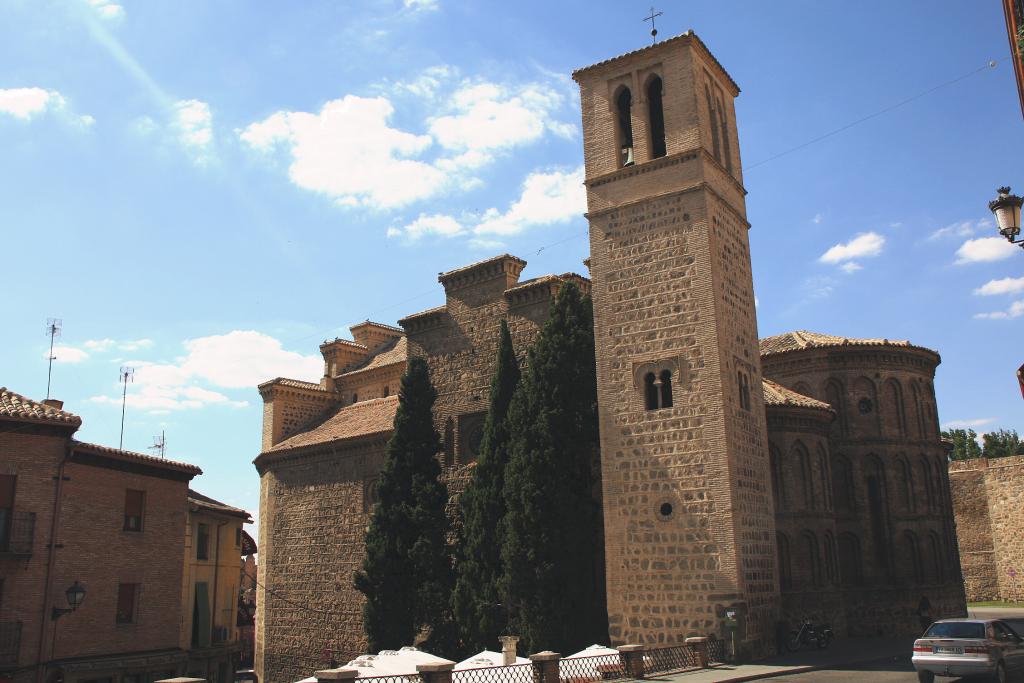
[949,455,1024,602]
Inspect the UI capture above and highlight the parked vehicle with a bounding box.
[912,619,1024,683]
[785,619,834,651]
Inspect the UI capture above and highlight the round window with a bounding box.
[658,502,673,519]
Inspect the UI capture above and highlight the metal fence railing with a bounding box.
[643,645,699,676]
[453,663,536,683]
[559,654,625,683]
[707,637,726,664]
[356,675,423,683]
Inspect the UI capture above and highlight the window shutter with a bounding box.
[125,490,144,517]
[116,583,137,623]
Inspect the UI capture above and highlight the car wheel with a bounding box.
[993,661,1006,683]
[915,671,934,683]
[785,632,800,652]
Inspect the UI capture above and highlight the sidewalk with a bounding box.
[651,636,914,683]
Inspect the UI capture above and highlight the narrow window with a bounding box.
[818,448,832,511]
[644,372,658,410]
[0,475,14,551]
[770,444,785,510]
[192,582,211,647]
[197,523,210,561]
[647,76,666,158]
[124,489,145,532]
[383,386,389,397]
[116,583,138,624]
[928,533,944,582]
[867,468,889,568]
[796,445,814,510]
[905,531,923,583]
[838,533,863,585]
[716,93,733,173]
[738,372,751,411]
[705,84,721,162]
[920,457,935,511]
[804,532,821,586]
[235,527,242,547]
[352,393,358,404]
[824,532,837,584]
[659,369,673,408]
[777,532,792,590]
[616,88,634,167]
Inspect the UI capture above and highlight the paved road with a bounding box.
[764,655,1024,681]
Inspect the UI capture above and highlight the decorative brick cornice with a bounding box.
[400,305,448,334]
[437,254,526,293]
[585,150,699,190]
[258,380,338,403]
[253,433,389,475]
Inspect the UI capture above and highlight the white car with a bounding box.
[912,619,1024,682]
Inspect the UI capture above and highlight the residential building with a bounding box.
[180,490,252,683]
[0,387,201,683]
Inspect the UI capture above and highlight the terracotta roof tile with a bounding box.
[762,379,832,411]
[72,440,202,475]
[0,387,82,427]
[341,337,407,377]
[268,395,398,453]
[188,488,252,520]
[257,377,331,392]
[759,330,935,357]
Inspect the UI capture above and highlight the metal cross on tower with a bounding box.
[643,6,663,45]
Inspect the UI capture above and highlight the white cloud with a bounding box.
[467,237,505,251]
[48,345,89,364]
[974,277,1024,296]
[84,338,154,352]
[473,166,585,236]
[956,237,1018,264]
[819,232,885,265]
[0,88,67,120]
[974,300,1024,320]
[391,213,465,241]
[812,213,823,225]
[89,331,322,412]
[239,95,443,209]
[929,218,989,241]
[87,0,125,20]
[942,418,996,429]
[392,65,455,100]
[403,0,439,12]
[172,99,213,162]
[429,81,574,160]
[839,262,863,274]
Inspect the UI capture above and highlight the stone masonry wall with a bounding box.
[949,455,1024,602]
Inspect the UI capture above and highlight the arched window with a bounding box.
[904,530,923,583]
[705,84,721,163]
[777,532,792,590]
[616,87,634,167]
[866,456,889,568]
[770,443,786,511]
[920,456,936,511]
[838,533,863,585]
[818,446,832,511]
[659,369,674,408]
[885,379,907,437]
[834,455,855,512]
[911,382,926,439]
[644,372,658,410]
[803,531,821,587]
[898,456,915,512]
[737,371,751,411]
[928,532,944,583]
[824,532,838,584]
[824,379,847,437]
[716,94,733,173]
[794,442,814,510]
[853,377,880,437]
[647,76,666,159]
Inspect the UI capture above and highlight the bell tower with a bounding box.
[573,32,778,655]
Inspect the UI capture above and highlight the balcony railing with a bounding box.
[0,512,35,557]
[0,621,21,665]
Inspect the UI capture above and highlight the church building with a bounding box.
[252,32,965,683]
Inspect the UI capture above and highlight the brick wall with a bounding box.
[949,455,1024,602]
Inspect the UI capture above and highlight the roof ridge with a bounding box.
[0,386,82,427]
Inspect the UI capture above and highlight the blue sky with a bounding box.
[2,1,1022,531]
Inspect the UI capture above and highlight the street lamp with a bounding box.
[51,581,86,620]
[988,186,1024,248]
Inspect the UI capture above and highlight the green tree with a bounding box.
[981,429,1024,458]
[453,320,521,652]
[500,282,608,654]
[355,356,454,652]
[942,428,983,461]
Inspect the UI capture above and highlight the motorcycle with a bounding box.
[786,619,834,651]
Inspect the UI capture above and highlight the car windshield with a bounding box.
[925,622,986,639]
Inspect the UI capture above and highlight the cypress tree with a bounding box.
[453,320,521,652]
[500,282,608,654]
[355,356,454,652]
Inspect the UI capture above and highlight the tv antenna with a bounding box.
[118,366,134,450]
[643,6,663,45]
[149,430,166,459]
[45,318,62,400]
